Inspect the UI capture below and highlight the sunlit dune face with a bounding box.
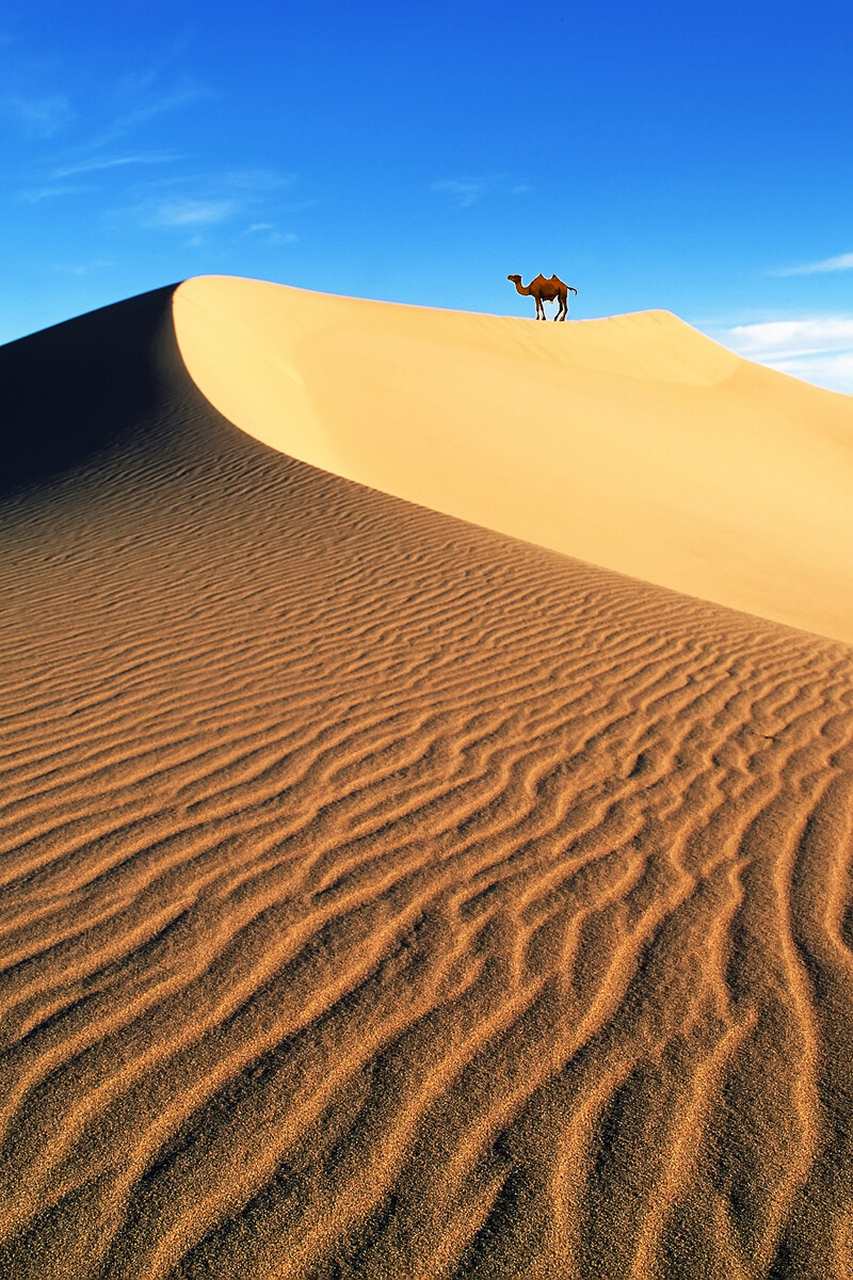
[174,275,853,643]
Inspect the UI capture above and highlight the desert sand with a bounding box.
[1,278,853,1278]
[176,276,853,644]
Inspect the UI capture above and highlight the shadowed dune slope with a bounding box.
[2,285,853,1279]
[0,285,180,497]
[174,275,853,644]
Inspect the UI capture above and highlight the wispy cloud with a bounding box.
[122,169,299,237]
[221,169,297,195]
[140,196,240,227]
[714,316,853,394]
[115,36,195,100]
[53,152,180,178]
[15,152,181,206]
[83,77,206,151]
[432,179,486,208]
[431,175,531,208]
[3,35,303,259]
[54,258,114,277]
[770,251,853,277]
[1,93,73,138]
[20,184,83,203]
[4,41,203,208]
[242,221,297,245]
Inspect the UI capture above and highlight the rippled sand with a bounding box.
[2,283,853,1278]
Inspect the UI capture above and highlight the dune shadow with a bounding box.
[0,284,180,499]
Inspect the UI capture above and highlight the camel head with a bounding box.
[507,274,521,282]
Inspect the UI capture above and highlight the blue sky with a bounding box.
[2,0,853,390]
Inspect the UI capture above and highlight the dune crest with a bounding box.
[174,275,853,645]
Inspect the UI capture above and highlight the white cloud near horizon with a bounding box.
[716,316,853,395]
[724,317,853,358]
[771,252,853,276]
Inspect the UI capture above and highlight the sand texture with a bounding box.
[2,281,853,1278]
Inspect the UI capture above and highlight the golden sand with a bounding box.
[175,275,853,643]
[1,280,852,1278]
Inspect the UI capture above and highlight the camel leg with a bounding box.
[535,297,545,320]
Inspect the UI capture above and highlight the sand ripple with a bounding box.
[1,288,853,1277]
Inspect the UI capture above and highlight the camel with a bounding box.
[507,273,577,320]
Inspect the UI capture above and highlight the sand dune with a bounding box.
[175,276,853,644]
[2,281,853,1278]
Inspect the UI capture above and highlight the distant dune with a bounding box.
[2,280,853,1279]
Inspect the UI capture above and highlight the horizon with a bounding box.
[2,0,852,391]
